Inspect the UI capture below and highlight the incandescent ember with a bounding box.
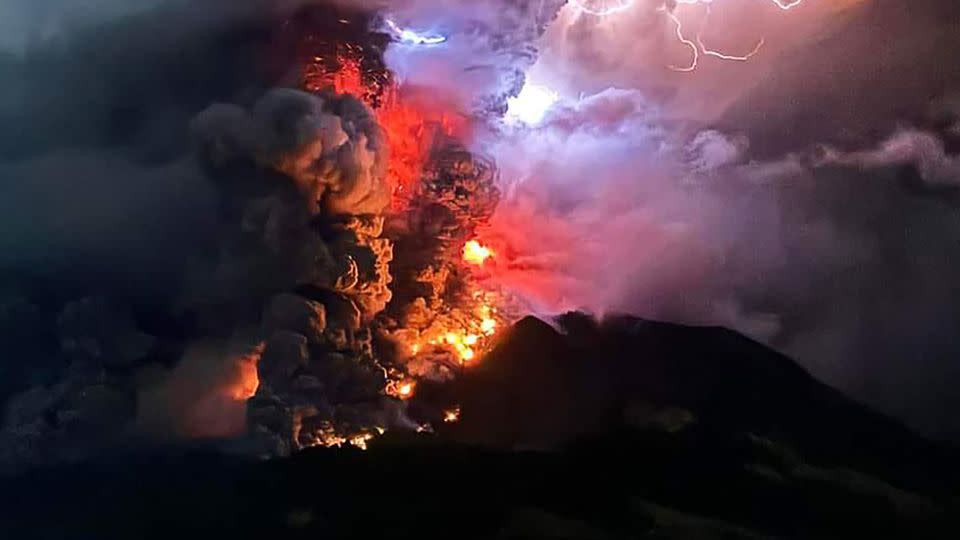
[242,28,517,452]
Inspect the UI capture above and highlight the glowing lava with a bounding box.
[298,28,514,450]
[407,300,501,366]
[463,240,494,266]
[443,407,461,423]
[387,379,417,400]
[441,332,479,363]
[304,46,467,210]
[481,316,497,335]
[349,433,374,450]
[432,305,499,364]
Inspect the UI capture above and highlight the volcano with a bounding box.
[3,314,958,539]
[2,0,960,538]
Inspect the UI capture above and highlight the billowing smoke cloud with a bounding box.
[1,0,959,459]
[821,129,960,185]
[0,153,218,299]
[479,89,783,337]
[193,88,390,216]
[138,339,262,439]
[383,0,960,438]
[0,1,402,466]
[0,0,163,53]
[0,0,378,297]
[132,87,394,441]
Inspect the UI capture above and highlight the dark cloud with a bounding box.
[0,0,400,465]
[1,0,960,448]
[0,0,163,53]
[0,152,217,299]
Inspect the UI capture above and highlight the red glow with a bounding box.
[463,239,494,266]
[305,47,469,211]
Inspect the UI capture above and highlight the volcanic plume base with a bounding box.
[245,40,512,456]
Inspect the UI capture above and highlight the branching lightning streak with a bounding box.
[664,0,805,71]
[570,0,805,70]
[664,9,699,72]
[574,0,805,17]
[697,6,765,62]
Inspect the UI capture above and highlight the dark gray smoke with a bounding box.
[1,0,960,464]
[0,1,403,468]
[0,0,162,53]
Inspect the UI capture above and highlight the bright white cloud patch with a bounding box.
[506,82,560,125]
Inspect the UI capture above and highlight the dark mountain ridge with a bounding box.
[3,313,956,539]
[427,314,958,495]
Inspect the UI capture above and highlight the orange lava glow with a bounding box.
[349,433,375,450]
[443,407,461,423]
[379,93,468,211]
[439,331,479,362]
[387,379,417,400]
[408,300,501,365]
[305,422,383,451]
[301,45,513,447]
[462,240,494,266]
[228,344,264,400]
[305,46,468,211]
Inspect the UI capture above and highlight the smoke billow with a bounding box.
[0,1,411,467]
[0,0,163,53]
[0,153,218,299]
[375,0,960,438]
[193,88,391,217]
[375,0,567,114]
[477,88,784,337]
[137,339,262,439]
[2,0,960,466]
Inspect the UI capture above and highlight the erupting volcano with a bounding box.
[204,10,533,452]
[3,1,960,537]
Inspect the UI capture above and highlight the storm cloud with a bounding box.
[1,0,959,446]
[375,0,960,438]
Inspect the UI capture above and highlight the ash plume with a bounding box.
[137,339,263,439]
[0,1,411,466]
[376,0,960,438]
[1,0,960,472]
[374,0,568,114]
[0,0,528,466]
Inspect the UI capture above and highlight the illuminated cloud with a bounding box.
[384,18,447,45]
[506,82,560,125]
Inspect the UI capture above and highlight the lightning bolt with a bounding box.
[663,9,699,72]
[570,1,804,70]
[384,18,447,45]
[664,0,805,71]
[573,0,806,16]
[697,6,765,63]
